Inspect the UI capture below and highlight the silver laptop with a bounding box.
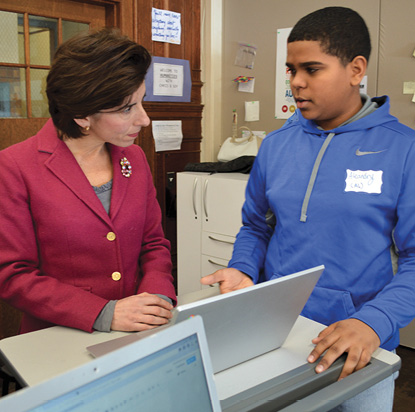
[88,265,324,373]
[0,316,221,412]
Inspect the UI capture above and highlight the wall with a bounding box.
[200,0,223,162]
[377,0,415,128]
[201,0,415,161]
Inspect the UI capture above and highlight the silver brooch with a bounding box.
[120,157,132,178]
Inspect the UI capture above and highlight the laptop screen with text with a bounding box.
[32,334,212,412]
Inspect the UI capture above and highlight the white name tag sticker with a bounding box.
[345,169,383,194]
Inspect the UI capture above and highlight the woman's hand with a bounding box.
[111,292,173,332]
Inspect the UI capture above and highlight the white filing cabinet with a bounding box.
[177,172,249,295]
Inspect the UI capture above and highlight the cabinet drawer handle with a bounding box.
[192,177,198,217]
[208,259,228,268]
[208,235,235,245]
[203,179,209,219]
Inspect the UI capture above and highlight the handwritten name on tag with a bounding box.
[345,169,383,194]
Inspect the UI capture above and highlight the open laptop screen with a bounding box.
[30,333,212,412]
[0,316,220,412]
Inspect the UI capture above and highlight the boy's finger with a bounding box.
[200,273,222,285]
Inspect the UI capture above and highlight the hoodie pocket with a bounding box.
[301,285,356,326]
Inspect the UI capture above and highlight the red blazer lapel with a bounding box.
[109,145,129,220]
[37,120,113,225]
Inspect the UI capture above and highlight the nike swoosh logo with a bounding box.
[355,148,386,156]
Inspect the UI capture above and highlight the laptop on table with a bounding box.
[88,265,325,373]
[0,316,221,412]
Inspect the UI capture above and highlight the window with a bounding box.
[0,10,88,118]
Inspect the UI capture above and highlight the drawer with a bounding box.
[202,232,235,260]
[201,255,229,291]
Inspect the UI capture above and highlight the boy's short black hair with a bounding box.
[288,7,371,65]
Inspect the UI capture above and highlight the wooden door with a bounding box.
[134,1,203,284]
[0,0,125,151]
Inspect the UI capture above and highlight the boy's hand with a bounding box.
[307,318,381,380]
[200,268,254,294]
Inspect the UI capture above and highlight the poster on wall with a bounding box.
[275,27,296,119]
[151,7,181,45]
[152,120,183,152]
[144,56,191,102]
[153,63,184,97]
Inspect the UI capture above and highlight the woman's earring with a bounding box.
[84,126,90,132]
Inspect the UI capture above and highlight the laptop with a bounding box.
[0,316,221,412]
[88,265,324,373]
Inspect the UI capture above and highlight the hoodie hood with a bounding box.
[298,95,396,136]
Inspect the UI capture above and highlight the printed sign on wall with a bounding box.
[275,28,296,119]
[144,57,191,103]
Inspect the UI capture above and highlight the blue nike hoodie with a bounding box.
[229,95,415,350]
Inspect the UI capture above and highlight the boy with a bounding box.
[202,7,415,411]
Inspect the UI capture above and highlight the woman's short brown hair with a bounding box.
[46,27,151,139]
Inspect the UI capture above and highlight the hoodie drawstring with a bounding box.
[300,132,335,222]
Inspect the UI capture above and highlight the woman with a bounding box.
[0,28,176,334]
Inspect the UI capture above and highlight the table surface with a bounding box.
[0,289,400,402]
